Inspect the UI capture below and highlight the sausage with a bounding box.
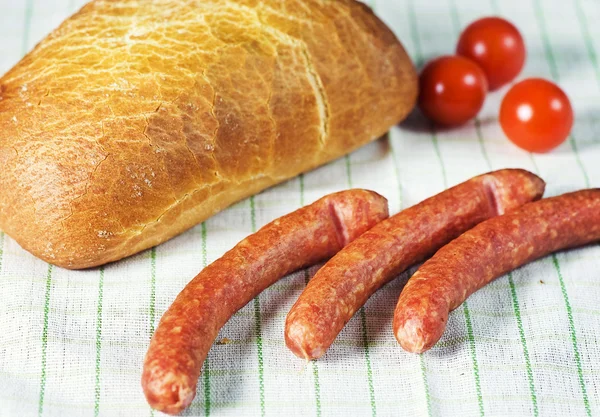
[394,189,600,353]
[285,169,545,360]
[142,189,388,415]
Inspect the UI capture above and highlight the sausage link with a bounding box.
[142,189,388,414]
[394,189,600,353]
[285,169,545,359]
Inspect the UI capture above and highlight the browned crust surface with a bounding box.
[0,0,417,269]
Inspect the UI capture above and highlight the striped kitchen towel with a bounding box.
[0,0,599,416]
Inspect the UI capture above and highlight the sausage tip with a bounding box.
[394,291,449,354]
[285,320,324,360]
[394,318,429,354]
[142,368,195,415]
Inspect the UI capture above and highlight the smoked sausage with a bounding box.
[285,169,545,360]
[394,189,600,353]
[142,189,388,414]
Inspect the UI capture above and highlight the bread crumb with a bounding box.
[216,338,232,345]
[539,280,545,284]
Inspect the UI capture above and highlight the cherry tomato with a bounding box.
[418,55,488,126]
[500,78,573,153]
[457,17,526,91]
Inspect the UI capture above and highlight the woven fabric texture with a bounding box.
[0,0,599,416]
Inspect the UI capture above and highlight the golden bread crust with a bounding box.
[0,0,417,269]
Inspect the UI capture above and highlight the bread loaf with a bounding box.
[0,0,417,269]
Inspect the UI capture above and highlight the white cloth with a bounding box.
[0,0,599,416]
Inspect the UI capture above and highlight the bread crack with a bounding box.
[199,69,219,151]
[61,120,110,225]
[196,69,222,178]
[253,1,330,148]
[141,113,154,148]
[299,46,330,148]
[61,152,110,226]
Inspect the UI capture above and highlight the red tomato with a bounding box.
[418,55,488,126]
[457,17,526,91]
[500,78,573,153]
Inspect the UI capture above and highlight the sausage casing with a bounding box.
[394,189,600,353]
[285,169,545,359]
[142,189,388,414]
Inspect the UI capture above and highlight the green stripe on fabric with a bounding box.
[430,131,448,188]
[431,0,486,387]
[299,174,305,207]
[534,3,592,413]
[489,0,500,14]
[508,273,538,417]
[539,0,592,184]
[312,361,322,417]
[419,355,432,417]
[570,0,594,185]
[369,1,401,214]
[405,2,434,408]
[200,222,211,417]
[344,155,353,189]
[533,0,589,187]
[250,196,266,417]
[552,255,592,417]
[569,134,591,188]
[23,4,47,415]
[252,298,265,417]
[344,150,376,417]
[467,15,540,404]
[149,248,157,335]
[22,0,34,55]
[94,267,105,417]
[389,137,404,210]
[470,44,541,405]
[359,310,377,417]
[573,0,600,89]
[447,0,461,35]
[406,0,423,68]
[304,270,322,417]
[250,196,258,234]
[528,154,541,176]
[476,112,540,417]
[533,0,559,80]
[474,121,492,170]
[299,178,321,417]
[149,248,156,417]
[38,264,53,417]
[463,303,485,416]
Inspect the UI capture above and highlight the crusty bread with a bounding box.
[0,0,417,269]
